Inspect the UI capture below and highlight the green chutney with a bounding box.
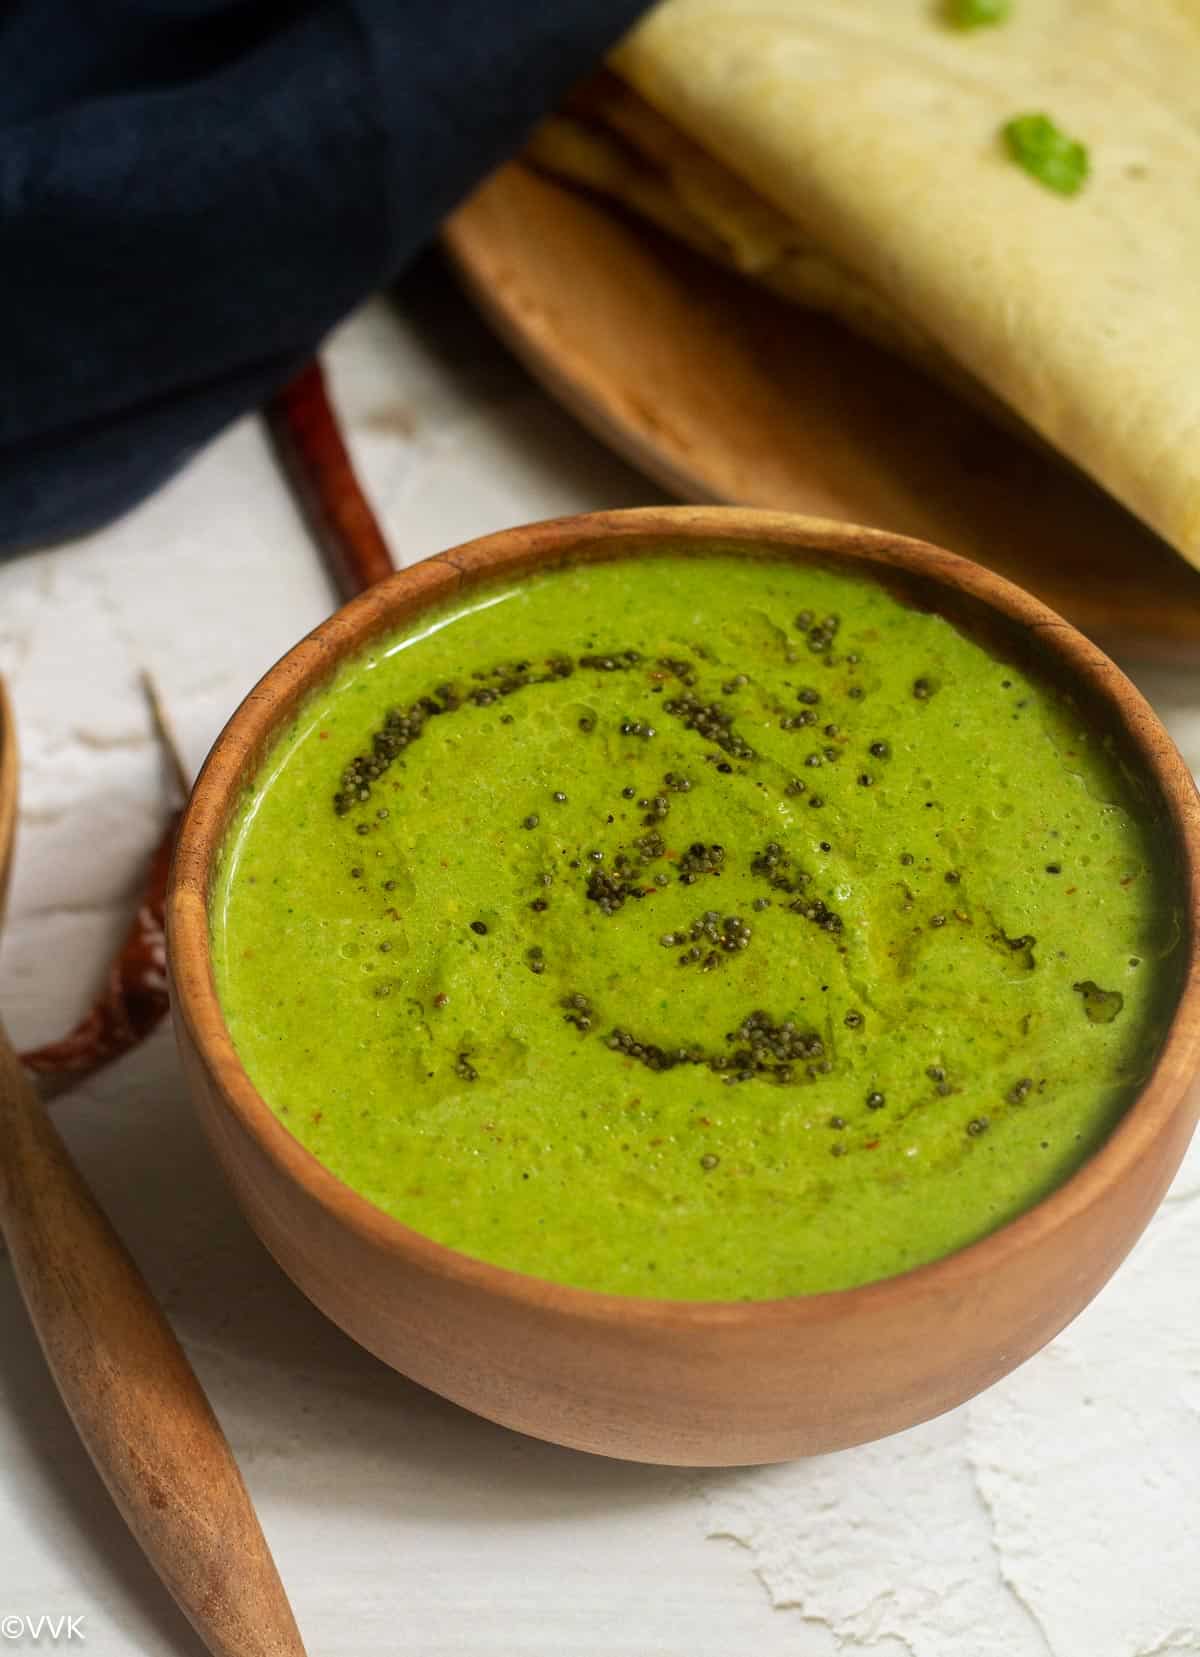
[211,554,1183,1298]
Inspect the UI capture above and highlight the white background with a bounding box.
[1,261,1198,1656]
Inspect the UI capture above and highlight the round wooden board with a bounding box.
[443,163,1200,663]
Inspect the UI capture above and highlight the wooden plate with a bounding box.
[444,164,1200,662]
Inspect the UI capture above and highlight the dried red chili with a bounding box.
[265,358,397,602]
[21,812,180,1092]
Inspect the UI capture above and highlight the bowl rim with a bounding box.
[167,505,1200,1328]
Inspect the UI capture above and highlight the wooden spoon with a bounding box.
[0,681,306,1657]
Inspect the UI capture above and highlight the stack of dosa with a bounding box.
[526,0,1200,564]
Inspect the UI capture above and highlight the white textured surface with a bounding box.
[0,260,1198,1655]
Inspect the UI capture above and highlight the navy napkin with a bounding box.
[0,0,647,553]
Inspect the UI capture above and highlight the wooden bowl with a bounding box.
[167,508,1200,1466]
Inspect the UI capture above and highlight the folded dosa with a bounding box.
[529,74,984,408]
[564,1,1200,563]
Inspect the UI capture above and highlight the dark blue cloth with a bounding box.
[0,0,646,552]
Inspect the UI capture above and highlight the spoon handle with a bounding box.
[0,1037,306,1657]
